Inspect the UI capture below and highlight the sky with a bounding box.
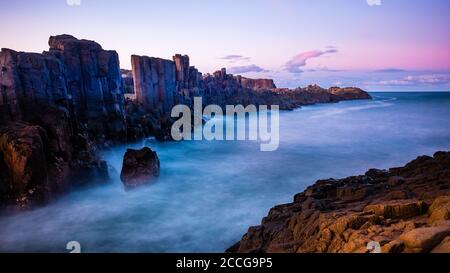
[1,0,449,91]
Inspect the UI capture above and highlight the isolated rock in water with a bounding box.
[120,147,160,187]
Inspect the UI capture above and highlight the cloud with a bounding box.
[307,67,343,73]
[375,68,407,73]
[367,0,382,6]
[220,55,251,63]
[66,0,81,6]
[284,48,338,74]
[367,74,450,86]
[228,64,268,74]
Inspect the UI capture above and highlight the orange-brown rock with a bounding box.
[229,152,450,253]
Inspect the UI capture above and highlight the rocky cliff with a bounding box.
[1,34,372,209]
[0,35,122,209]
[237,76,277,90]
[130,54,371,116]
[1,35,126,141]
[228,152,450,253]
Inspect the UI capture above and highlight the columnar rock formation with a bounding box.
[131,53,371,118]
[0,34,124,209]
[131,55,176,114]
[47,35,126,140]
[0,35,126,140]
[228,152,450,253]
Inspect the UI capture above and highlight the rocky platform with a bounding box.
[228,152,450,253]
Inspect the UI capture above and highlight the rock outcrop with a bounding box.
[0,34,122,209]
[131,53,372,118]
[47,35,126,141]
[237,76,276,90]
[228,152,450,253]
[1,35,126,141]
[0,121,108,209]
[120,147,160,188]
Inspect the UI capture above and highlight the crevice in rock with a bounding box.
[0,150,12,204]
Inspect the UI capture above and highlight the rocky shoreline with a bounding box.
[0,34,371,210]
[228,152,450,253]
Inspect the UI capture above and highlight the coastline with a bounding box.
[0,34,371,211]
[228,152,450,253]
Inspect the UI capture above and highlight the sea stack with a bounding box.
[120,147,161,188]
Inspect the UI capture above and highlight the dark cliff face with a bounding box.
[47,35,126,140]
[0,34,123,209]
[121,69,134,94]
[228,152,450,253]
[1,35,127,141]
[131,55,176,115]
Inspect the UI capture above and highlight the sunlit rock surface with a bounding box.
[228,152,450,253]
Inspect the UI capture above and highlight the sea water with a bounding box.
[1,92,450,252]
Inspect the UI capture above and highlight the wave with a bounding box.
[310,99,395,119]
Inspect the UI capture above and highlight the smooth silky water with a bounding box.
[1,92,450,252]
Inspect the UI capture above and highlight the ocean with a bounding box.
[1,92,449,252]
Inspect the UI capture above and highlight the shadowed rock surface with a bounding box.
[120,147,160,188]
[0,121,108,209]
[228,152,450,253]
[0,35,120,209]
[121,69,134,94]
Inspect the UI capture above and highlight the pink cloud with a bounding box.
[228,64,268,74]
[284,48,338,73]
[220,55,251,63]
[368,74,450,86]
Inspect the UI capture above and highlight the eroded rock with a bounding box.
[120,147,160,188]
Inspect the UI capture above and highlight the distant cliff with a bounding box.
[127,54,371,140]
[130,54,371,115]
[228,152,450,253]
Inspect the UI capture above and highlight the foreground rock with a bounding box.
[120,147,160,188]
[0,121,108,209]
[228,152,450,253]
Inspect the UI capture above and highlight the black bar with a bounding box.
[1,253,447,272]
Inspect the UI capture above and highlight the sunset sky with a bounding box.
[1,0,449,91]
